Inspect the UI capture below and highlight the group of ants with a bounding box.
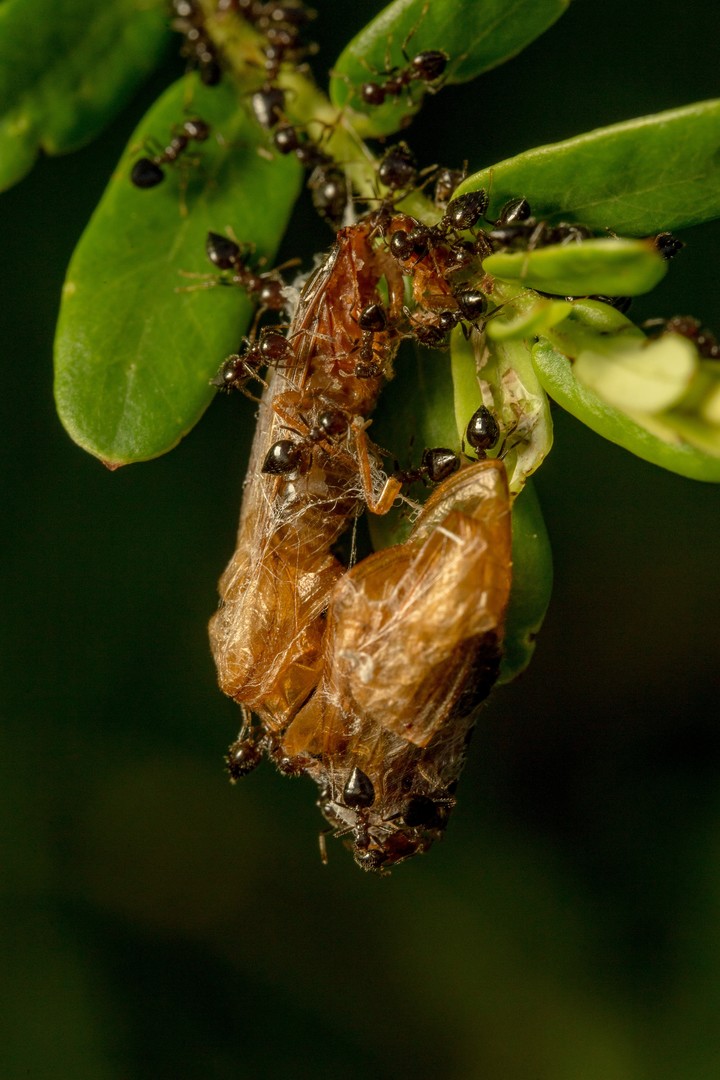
[120,2,716,868]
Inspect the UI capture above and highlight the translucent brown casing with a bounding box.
[280,459,512,871]
[209,220,405,733]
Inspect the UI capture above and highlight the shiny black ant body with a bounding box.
[360,48,448,106]
[353,303,393,378]
[230,1,317,128]
[270,121,348,227]
[225,731,263,779]
[433,166,467,209]
[653,232,684,260]
[250,85,286,129]
[211,329,295,398]
[378,143,419,192]
[171,0,222,85]
[308,162,349,228]
[388,189,490,265]
[465,406,500,457]
[260,408,350,474]
[487,198,594,250]
[205,231,289,310]
[392,446,461,487]
[130,117,210,189]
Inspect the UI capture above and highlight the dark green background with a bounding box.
[2,1,720,1076]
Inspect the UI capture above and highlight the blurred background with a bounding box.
[2,0,720,1076]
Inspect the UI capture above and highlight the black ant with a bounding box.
[433,166,467,209]
[268,118,349,227]
[465,406,500,458]
[387,190,489,265]
[250,85,287,129]
[644,315,720,360]
[350,303,401,378]
[377,143,419,193]
[360,26,448,108]
[171,0,222,86]
[653,232,684,260]
[260,408,350,474]
[225,729,263,780]
[392,446,461,486]
[487,198,594,250]
[204,231,290,310]
[403,306,459,348]
[224,0,317,83]
[308,161,349,228]
[211,328,295,399]
[130,117,210,189]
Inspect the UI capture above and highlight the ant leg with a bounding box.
[400,0,430,64]
[352,417,402,515]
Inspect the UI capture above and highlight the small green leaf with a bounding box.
[330,0,570,138]
[54,76,302,466]
[0,0,171,192]
[532,338,720,482]
[574,335,698,414]
[485,292,572,342]
[456,100,720,234]
[499,480,553,685]
[484,238,667,297]
[451,325,553,494]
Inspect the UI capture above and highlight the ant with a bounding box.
[377,143,419,193]
[404,307,460,348]
[225,0,317,84]
[387,190,489,266]
[653,232,684,260]
[353,302,392,378]
[130,117,210,189]
[250,85,287,129]
[392,446,461,486]
[171,0,222,85]
[465,405,500,458]
[433,165,467,209]
[270,121,348,228]
[487,197,594,250]
[308,161,349,228]
[260,407,350,475]
[211,328,295,399]
[225,720,263,780]
[204,231,290,310]
[359,8,448,109]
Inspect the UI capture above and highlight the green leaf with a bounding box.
[330,0,570,138]
[455,100,720,234]
[574,334,698,414]
[0,0,171,192]
[484,238,667,297]
[498,479,553,685]
[532,338,720,482]
[54,76,303,466]
[485,291,572,342]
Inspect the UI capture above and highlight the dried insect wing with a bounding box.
[209,221,405,736]
[281,459,512,870]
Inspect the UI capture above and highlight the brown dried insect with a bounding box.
[209,219,406,754]
[279,459,512,871]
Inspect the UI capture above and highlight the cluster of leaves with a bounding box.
[4,0,720,681]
